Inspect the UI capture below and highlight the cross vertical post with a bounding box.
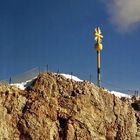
[94,27,103,87]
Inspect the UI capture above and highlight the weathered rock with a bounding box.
[0,73,139,140]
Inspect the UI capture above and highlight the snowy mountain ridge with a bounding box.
[10,73,131,98]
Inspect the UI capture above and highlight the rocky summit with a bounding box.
[0,72,140,140]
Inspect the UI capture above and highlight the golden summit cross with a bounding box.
[94,27,103,43]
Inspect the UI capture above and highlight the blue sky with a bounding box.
[0,0,140,91]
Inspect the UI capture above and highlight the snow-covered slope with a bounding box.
[110,91,131,98]
[10,78,36,90]
[60,73,83,82]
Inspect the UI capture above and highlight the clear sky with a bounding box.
[0,0,140,91]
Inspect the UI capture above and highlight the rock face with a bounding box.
[0,73,140,140]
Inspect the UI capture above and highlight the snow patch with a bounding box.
[10,78,36,90]
[60,73,83,82]
[110,91,131,98]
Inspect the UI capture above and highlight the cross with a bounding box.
[94,27,103,43]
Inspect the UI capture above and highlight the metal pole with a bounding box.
[9,77,12,84]
[97,51,101,87]
[57,69,59,74]
[94,27,103,87]
[71,72,73,80]
[89,74,92,82]
[39,67,41,74]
